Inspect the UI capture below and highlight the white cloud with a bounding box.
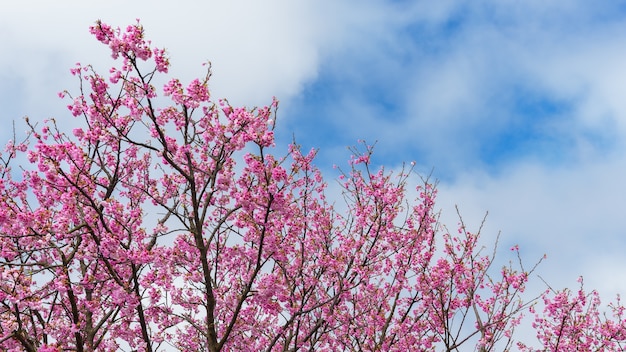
[436,155,626,299]
[0,1,339,125]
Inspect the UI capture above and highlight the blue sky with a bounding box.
[3,0,626,330]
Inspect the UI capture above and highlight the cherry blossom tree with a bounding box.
[1,20,625,352]
[517,278,626,351]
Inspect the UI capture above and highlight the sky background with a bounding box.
[2,0,626,337]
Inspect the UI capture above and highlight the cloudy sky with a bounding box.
[2,0,626,325]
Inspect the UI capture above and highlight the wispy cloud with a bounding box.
[276,1,626,171]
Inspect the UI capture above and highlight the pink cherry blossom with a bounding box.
[1,20,624,352]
